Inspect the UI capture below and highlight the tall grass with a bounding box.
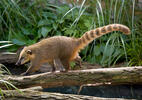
[0,41,13,49]
[68,0,134,67]
[0,64,21,99]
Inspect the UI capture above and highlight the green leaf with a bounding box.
[0,44,14,49]
[0,41,12,43]
[56,31,61,35]
[38,19,52,27]
[56,19,64,24]
[53,23,58,30]
[38,29,42,38]
[41,27,52,37]
[12,39,25,45]
[94,46,100,56]
[21,28,30,35]
[64,29,73,35]
[84,20,91,28]
[70,62,76,68]
[43,12,57,19]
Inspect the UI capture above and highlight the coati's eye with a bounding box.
[27,50,32,55]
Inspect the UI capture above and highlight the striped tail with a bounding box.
[78,24,130,50]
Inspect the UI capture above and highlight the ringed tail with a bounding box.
[78,24,130,50]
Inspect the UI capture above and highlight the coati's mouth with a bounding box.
[24,60,30,65]
[16,57,30,66]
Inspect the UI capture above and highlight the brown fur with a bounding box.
[16,24,130,75]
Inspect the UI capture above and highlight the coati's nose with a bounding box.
[15,60,21,66]
[16,56,24,66]
[15,61,20,66]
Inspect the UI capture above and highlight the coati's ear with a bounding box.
[27,50,32,55]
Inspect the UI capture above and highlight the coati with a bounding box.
[16,24,130,75]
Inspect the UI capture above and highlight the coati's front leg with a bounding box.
[21,60,42,75]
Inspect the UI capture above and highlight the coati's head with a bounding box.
[16,46,33,66]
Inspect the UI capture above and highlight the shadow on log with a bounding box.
[1,67,142,89]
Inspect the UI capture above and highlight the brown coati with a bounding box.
[16,24,130,75]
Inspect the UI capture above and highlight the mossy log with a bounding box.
[2,86,133,100]
[1,67,142,89]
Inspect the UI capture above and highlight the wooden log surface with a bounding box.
[2,86,134,100]
[1,67,142,89]
[0,53,17,64]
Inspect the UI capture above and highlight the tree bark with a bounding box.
[2,86,132,100]
[0,53,17,64]
[1,67,142,89]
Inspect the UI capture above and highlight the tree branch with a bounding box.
[2,86,132,100]
[1,67,142,89]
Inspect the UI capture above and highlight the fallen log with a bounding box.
[1,67,142,89]
[0,53,17,64]
[2,86,133,100]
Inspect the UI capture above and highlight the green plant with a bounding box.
[76,0,133,67]
[127,40,142,66]
[0,64,21,99]
[0,41,13,49]
[0,79,22,99]
[126,20,142,66]
[0,0,60,45]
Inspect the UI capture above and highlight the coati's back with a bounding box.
[31,36,78,60]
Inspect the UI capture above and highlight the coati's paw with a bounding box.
[60,68,66,72]
[20,72,29,76]
[51,67,56,72]
[60,69,68,72]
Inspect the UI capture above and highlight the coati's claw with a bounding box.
[60,68,66,72]
[60,68,68,72]
[51,66,56,72]
[20,72,29,76]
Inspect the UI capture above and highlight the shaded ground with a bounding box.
[44,85,142,99]
[2,61,102,75]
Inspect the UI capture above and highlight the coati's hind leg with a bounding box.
[61,59,70,72]
[48,60,56,72]
[74,54,82,68]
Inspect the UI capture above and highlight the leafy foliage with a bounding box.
[127,40,142,66]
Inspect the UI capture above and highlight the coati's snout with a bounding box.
[16,47,32,66]
[16,57,25,65]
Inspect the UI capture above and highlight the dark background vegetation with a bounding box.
[0,0,142,67]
